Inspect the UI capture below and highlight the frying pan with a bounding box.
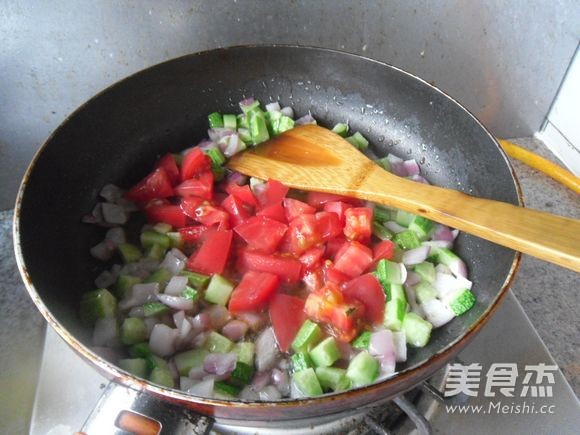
[14,46,520,422]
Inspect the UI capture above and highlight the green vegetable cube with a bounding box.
[413,262,436,284]
[144,268,172,290]
[292,368,323,396]
[402,312,432,347]
[120,317,148,345]
[375,259,404,286]
[383,298,407,331]
[408,216,435,240]
[140,230,171,250]
[375,157,392,172]
[214,381,240,398]
[180,271,210,289]
[149,367,174,388]
[232,342,255,366]
[174,349,209,375]
[205,331,234,353]
[118,243,142,263]
[206,147,227,167]
[208,111,224,128]
[129,342,151,359]
[291,352,314,372]
[394,210,416,227]
[115,275,141,300]
[143,302,170,317]
[166,232,183,249]
[229,361,254,387]
[79,289,117,325]
[331,122,349,137]
[145,243,167,261]
[394,230,421,250]
[373,206,392,223]
[345,131,369,150]
[315,366,351,392]
[352,331,372,349]
[248,109,270,145]
[346,351,379,387]
[223,113,237,130]
[182,286,199,301]
[118,358,148,378]
[309,337,341,367]
[415,281,438,304]
[204,274,235,306]
[449,289,476,316]
[372,221,393,240]
[291,320,323,353]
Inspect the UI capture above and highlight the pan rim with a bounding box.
[13,44,522,415]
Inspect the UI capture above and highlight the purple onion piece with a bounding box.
[204,305,232,329]
[187,378,214,397]
[403,159,420,176]
[386,153,404,164]
[271,368,290,396]
[173,310,186,330]
[188,366,207,380]
[402,246,430,266]
[94,269,117,288]
[295,114,316,125]
[258,385,282,401]
[378,352,396,377]
[164,276,188,296]
[227,171,248,186]
[157,294,194,311]
[190,312,211,333]
[408,174,430,184]
[221,320,249,342]
[431,224,455,242]
[391,162,409,177]
[192,331,209,348]
[180,376,195,391]
[149,324,178,357]
[161,252,186,276]
[235,312,267,331]
[239,386,260,401]
[105,227,126,246]
[90,241,115,262]
[405,271,422,286]
[280,106,294,118]
[368,329,395,357]
[384,221,407,234]
[392,331,407,362]
[255,327,280,372]
[251,371,271,391]
[203,352,237,375]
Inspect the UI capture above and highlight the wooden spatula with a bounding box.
[228,124,580,272]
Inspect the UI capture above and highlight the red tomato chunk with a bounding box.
[187,229,233,274]
[229,271,280,313]
[269,294,307,352]
[234,216,288,254]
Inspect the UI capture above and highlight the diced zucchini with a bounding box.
[383,298,407,331]
[144,268,172,290]
[180,271,210,289]
[238,127,252,144]
[346,351,379,387]
[214,381,240,397]
[402,312,432,347]
[205,331,234,353]
[145,354,169,371]
[372,221,393,240]
[120,317,148,345]
[229,361,254,387]
[375,157,392,172]
[290,352,314,373]
[208,111,224,128]
[115,275,141,300]
[212,165,226,181]
[331,122,349,137]
[182,286,199,301]
[145,243,167,261]
[143,301,170,317]
[448,289,476,316]
[140,230,171,250]
[223,114,237,130]
[204,274,235,306]
[118,243,142,263]
[174,349,209,376]
[292,368,323,396]
[237,113,249,129]
[345,131,369,150]
[408,216,435,240]
[129,342,151,359]
[232,342,255,367]
[373,206,392,223]
[206,147,227,167]
[414,262,436,284]
[79,289,117,325]
[274,115,295,135]
[240,100,261,114]
[309,337,341,367]
[248,109,270,145]
[415,281,438,304]
[375,259,405,286]
[394,230,421,250]
[118,358,148,378]
[394,210,415,227]
[149,367,174,388]
[153,222,172,234]
[386,283,406,302]
[315,367,351,392]
[352,331,372,349]
[291,320,323,353]
[166,232,183,249]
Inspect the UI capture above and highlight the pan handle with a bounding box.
[79,382,213,435]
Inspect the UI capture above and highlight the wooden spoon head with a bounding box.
[227,124,384,194]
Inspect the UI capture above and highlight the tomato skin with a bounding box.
[325,236,348,259]
[299,246,326,271]
[144,203,189,228]
[228,271,280,313]
[283,198,316,221]
[179,225,209,244]
[306,192,358,208]
[373,240,396,262]
[334,241,374,278]
[256,202,287,223]
[237,250,302,283]
[315,211,342,241]
[226,183,258,207]
[343,274,386,325]
[269,294,307,352]
[174,171,214,199]
[323,201,353,225]
[323,265,351,285]
[286,214,321,255]
[181,198,230,230]
[234,216,288,254]
[125,168,174,203]
[343,207,373,243]
[256,180,289,207]
[181,148,211,181]
[155,154,180,186]
[304,283,365,342]
[221,194,253,227]
[187,230,233,274]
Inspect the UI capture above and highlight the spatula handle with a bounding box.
[363,167,580,272]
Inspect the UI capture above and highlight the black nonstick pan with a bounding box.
[14,46,520,422]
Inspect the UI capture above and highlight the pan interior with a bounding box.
[17,46,518,382]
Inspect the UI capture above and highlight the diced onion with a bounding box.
[149,324,178,357]
[295,114,316,125]
[421,298,456,327]
[255,328,280,373]
[280,106,294,118]
[204,305,232,329]
[105,227,126,246]
[408,174,430,184]
[405,271,422,286]
[208,128,235,142]
[271,368,290,396]
[92,317,118,347]
[221,320,249,342]
[90,241,115,262]
[391,162,408,177]
[265,102,281,112]
[403,159,420,176]
[235,312,267,331]
[227,171,248,186]
[259,385,282,401]
[190,312,211,333]
[160,252,186,276]
[164,276,188,296]
[101,203,128,225]
[251,371,271,391]
[128,306,145,318]
[173,310,186,329]
[119,283,160,310]
[368,329,395,357]
[402,246,430,265]
[157,294,194,311]
[203,352,237,375]
[387,153,404,164]
[187,378,214,397]
[377,352,396,377]
[100,184,123,203]
[180,376,195,391]
[392,331,407,362]
[94,269,117,288]
[431,224,454,242]
[384,221,407,234]
[240,386,260,401]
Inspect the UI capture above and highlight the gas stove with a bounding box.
[30,292,579,435]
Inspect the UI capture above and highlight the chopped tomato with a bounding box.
[155,154,180,186]
[234,216,288,254]
[299,246,326,271]
[373,240,396,262]
[343,207,373,242]
[187,230,233,274]
[315,211,342,241]
[179,225,209,244]
[334,241,374,278]
[343,274,386,324]
[302,268,324,292]
[181,198,230,229]
[174,171,214,199]
[144,202,188,228]
[323,265,351,285]
[306,192,358,208]
[286,214,321,255]
[226,183,258,207]
[323,201,353,225]
[304,283,365,342]
[283,198,316,221]
[325,236,348,259]
[237,250,302,283]
[269,294,307,352]
[125,168,174,203]
[256,202,287,223]
[221,194,253,226]
[256,179,289,207]
[181,148,211,181]
[228,271,280,313]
